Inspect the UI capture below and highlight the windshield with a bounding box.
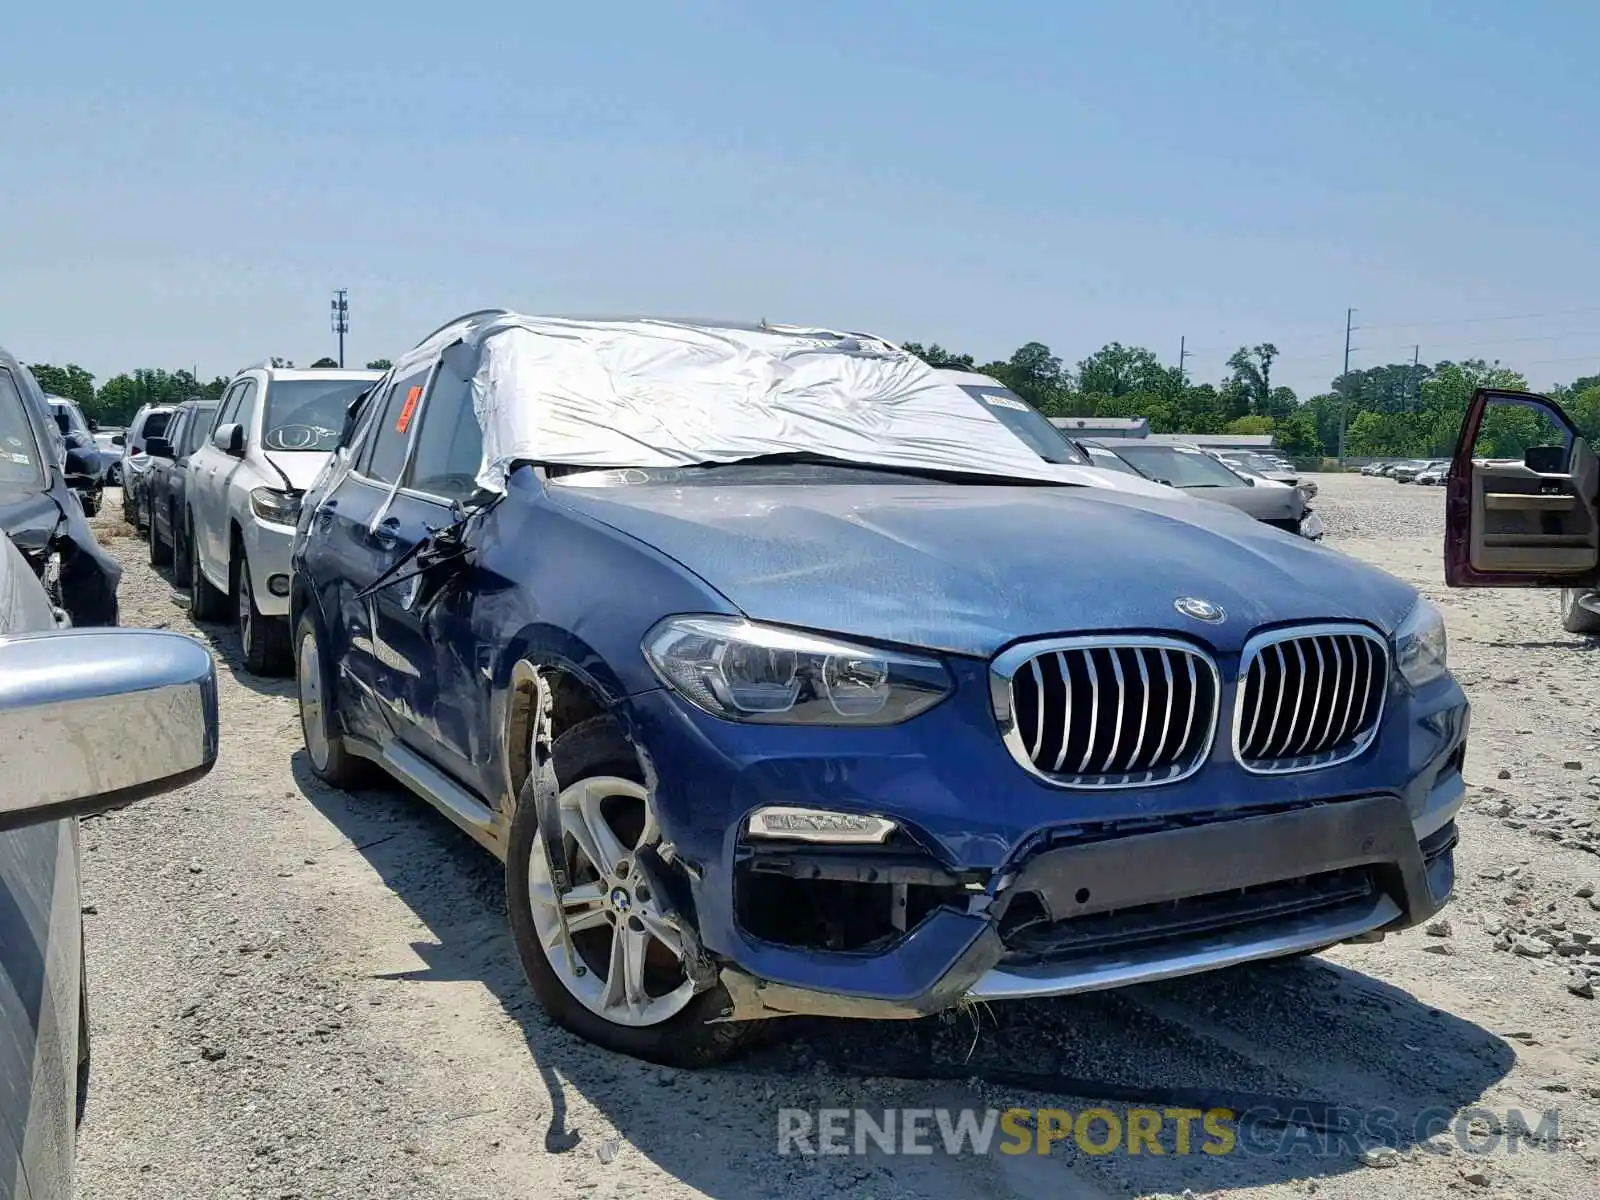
[950,384,1087,465]
[0,371,46,489]
[1080,444,1143,476]
[264,378,375,452]
[1111,444,1248,488]
[1225,452,1282,475]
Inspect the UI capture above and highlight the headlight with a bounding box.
[250,487,302,525]
[1395,597,1448,688]
[643,615,952,725]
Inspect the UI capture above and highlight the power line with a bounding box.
[1355,304,1600,332]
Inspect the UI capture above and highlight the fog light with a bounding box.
[745,806,897,844]
[267,574,291,597]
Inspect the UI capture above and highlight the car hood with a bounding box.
[264,450,333,491]
[548,481,1417,657]
[1183,483,1303,522]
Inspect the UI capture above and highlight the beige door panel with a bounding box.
[1468,438,1600,573]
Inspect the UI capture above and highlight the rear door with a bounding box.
[304,364,432,742]
[1445,388,1600,587]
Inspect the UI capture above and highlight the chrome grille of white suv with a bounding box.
[1233,624,1389,774]
[991,637,1221,788]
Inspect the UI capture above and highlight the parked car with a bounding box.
[117,404,176,530]
[0,348,120,625]
[44,397,105,517]
[144,399,219,577]
[1413,460,1450,486]
[1209,449,1318,500]
[1078,438,1324,540]
[92,429,123,485]
[0,529,218,1200]
[291,312,1468,1068]
[1444,387,1600,635]
[186,362,382,673]
[1387,459,1432,483]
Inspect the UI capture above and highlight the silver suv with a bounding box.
[185,362,381,673]
[117,403,176,529]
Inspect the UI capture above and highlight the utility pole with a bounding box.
[330,289,350,368]
[1337,307,1356,459]
[1177,336,1191,386]
[1411,344,1420,409]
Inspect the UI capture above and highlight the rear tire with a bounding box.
[295,610,372,787]
[1561,588,1600,635]
[505,716,759,1068]
[238,558,290,675]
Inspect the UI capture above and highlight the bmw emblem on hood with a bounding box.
[1174,596,1225,623]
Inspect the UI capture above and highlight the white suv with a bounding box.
[185,362,382,673]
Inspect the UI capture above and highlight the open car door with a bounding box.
[1445,388,1600,588]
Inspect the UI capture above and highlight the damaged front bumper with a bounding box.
[624,664,1468,1023]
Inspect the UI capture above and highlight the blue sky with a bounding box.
[3,0,1596,399]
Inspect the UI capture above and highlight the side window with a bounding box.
[165,412,188,453]
[362,366,432,484]
[406,347,484,500]
[214,384,244,429]
[232,381,259,442]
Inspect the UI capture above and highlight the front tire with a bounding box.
[1561,588,1600,635]
[147,504,171,567]
[238,558,290,675]
[505,716,757,1067]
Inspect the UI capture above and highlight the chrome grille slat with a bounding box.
[1103,650,1127,775]
[1154,650,1176,766]
[1050,651,1072,772]
[1233,624,1389,775]
[994,637,1220,789]
[1128,649,1152,772]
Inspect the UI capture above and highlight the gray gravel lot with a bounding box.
[74,475,1599,1200]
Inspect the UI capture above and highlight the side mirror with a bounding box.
[213,423,246,457]
[0,629,219,832]
[145,436,174,460]
[87,418,99,432]
[1525,445,1567,474]
[64,447,98,478]
[1243,476,1256,487]
[111,433,125,447]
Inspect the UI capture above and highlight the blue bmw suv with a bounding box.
[290,312,1468,1066]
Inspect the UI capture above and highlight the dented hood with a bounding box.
[548,480,1417,658]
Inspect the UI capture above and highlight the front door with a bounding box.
[1445,388,1600,588]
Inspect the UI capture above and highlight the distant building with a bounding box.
[1047,418,1275,451]
[1046,416,1149,439]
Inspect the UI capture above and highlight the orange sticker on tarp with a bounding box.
[396,386,423,433]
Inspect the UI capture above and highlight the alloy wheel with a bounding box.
[297,629,331,771]
[526,777,696,1028]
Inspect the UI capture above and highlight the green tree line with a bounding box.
[26,359,395,427]
[25,346,1598,459]
[903,338,1600,460]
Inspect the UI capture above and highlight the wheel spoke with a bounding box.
[568,785,634,879]
[637,911,684,960]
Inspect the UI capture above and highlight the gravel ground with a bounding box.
[74,476,1598,1200]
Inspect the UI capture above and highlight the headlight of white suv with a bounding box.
[249,487,302,525]
[1395,597,1448,688]
[644,615,951,725]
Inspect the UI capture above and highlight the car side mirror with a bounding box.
[111,433,125,447]
[64,447,98,477]
[145,436,174,460]
[1243,476,1255,487]
[0,629,219,832]
[213,423,246,457]
[87,418,99,432]
[1525,444,1567,474]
